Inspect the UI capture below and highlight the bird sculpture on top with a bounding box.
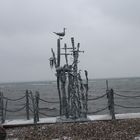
[53,28,66,38]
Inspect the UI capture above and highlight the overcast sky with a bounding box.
[0,0,140,82]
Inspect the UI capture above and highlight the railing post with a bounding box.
[0,92,5,123]
[26,90,30,120]
[35,91,40,122]
[110,89,115,120]
[107,89,115,120]
[106,80,109,91]
[30,91,37,124]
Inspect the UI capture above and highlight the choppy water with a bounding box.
[1,77,140,119]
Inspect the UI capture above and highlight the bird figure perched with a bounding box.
[53,28,66,38]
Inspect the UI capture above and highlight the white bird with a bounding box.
[53,28,66,37]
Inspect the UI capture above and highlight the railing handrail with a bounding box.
[1,87,140,123]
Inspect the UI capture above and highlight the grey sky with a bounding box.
[0,0,140,82]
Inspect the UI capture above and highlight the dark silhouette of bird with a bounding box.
[53,28,66,37]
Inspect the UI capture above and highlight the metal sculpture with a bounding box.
[50,29,88,119]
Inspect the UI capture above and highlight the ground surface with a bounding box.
[5,119,140,140]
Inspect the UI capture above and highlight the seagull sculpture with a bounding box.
[53,28,66,38]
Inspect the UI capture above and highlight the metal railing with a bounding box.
[114,91,140,111]
[1,83,140,124]
[0,90,59,124]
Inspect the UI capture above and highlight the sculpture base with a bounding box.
[56,116,89,123]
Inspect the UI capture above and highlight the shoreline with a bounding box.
[3,112,140,127]
[5,118,140,140]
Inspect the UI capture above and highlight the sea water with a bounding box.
[0,77,140,119]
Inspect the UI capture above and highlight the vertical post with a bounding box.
[107,89,115,120]
[35,91,40,122]
[0,92,5,123]
[30,92,37,124]
[106,80,109,91]
[85,70,88,118]
[57,75,62,116]
[64,43,68,65]
[71,37,79,118]
[71,37,75,50]
[26,90,30,120]
[4,99,8,122]
[57,39,61,67]
[57,38,62,116]
[110,89,115,120]
[71,37,84,119]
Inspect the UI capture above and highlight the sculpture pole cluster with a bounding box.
[50,31,88,119]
